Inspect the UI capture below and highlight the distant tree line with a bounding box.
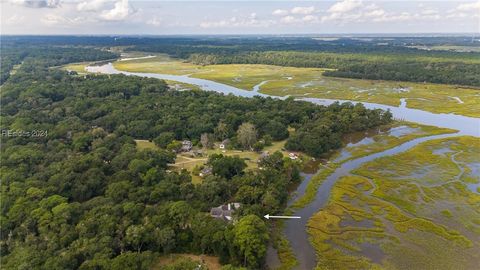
[1,56,391,269]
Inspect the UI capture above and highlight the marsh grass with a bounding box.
[307,136,480,269]
[290,122,455,210]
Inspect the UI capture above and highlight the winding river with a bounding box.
[86,62,480,269]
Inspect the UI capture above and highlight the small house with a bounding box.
[181,140,193,152]
[289,152,299,160]
[199,167,212,178]
[210,203,241,222]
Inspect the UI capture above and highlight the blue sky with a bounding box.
[1,0,479,34]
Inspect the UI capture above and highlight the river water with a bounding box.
[86,63,479,269]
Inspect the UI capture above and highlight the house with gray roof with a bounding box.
[210,203,241,222]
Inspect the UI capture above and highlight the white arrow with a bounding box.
[264,214,301,220]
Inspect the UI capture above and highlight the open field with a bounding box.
[112,56,480,117]
[308,136,480,269]
[290,122,456,210]
[134,139,158,150]
[194,64,327,91]
[113,55,203,75]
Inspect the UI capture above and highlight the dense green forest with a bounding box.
[0,48,391,269]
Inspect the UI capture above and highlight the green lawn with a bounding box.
[134,139,158,150]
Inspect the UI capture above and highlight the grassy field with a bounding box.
[113,55,204,75]
[308,136,480,269]
[112,55,480,117]
[169,139,301,184]
[63,62,91,74]
[134,139,158,150]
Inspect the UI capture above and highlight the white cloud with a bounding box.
[456,1,480,11]
[100,0,132,21]
[302,15,317,22]
[272,9,288,16]
[372,12,412,23]
[291,6,315,15]
[146,17,161,26]
[446,1,479,19]
[281,15,296,24]
[364,9,385,18]
[5,14,25,25]
[9,0,61,8]
[321,0,445,24]
[200,14,272,28]
[421,9,438,16]
[322,0,365,23]
[77,0,108,12]
[446,11,468,19]
[41,14,72,26]
[327,0,362,13]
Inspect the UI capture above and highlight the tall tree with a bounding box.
[208,154,246,179]
[200,133,214,149]
[237,123,257,150]
[233,215,269,268]
[214,121,230,140]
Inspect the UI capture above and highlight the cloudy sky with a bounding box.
[1,0,479,35]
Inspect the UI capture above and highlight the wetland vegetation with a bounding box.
[308,136,480,269]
